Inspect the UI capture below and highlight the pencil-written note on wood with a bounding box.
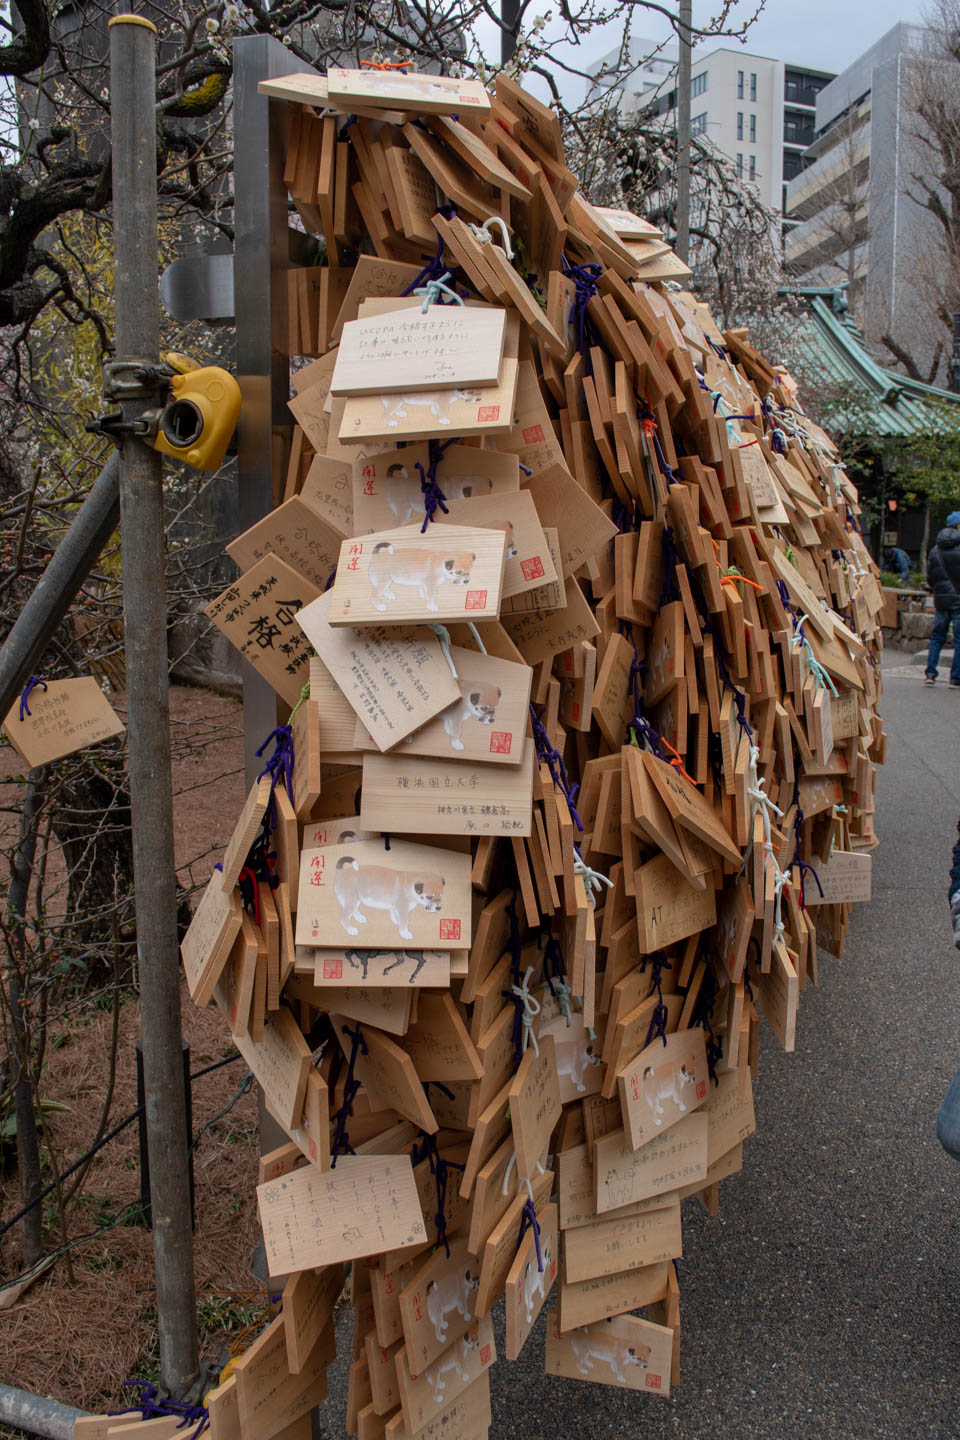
[257,1154,425,1276]
[332,307,506,396]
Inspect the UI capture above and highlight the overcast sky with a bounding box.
[655,0,931,73]
[478,0,934,104]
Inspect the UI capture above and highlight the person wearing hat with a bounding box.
[883,544,912,582]
[925,510,960,686]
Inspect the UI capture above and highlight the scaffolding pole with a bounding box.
[108,12,199,1396]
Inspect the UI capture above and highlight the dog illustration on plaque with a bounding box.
[334,857,444,939]
[368,541,476,613]
[522,1239,553,1324]
[426,1265,479,1342]
[344,948,430,983]
[384,463,494,525]
[380,387,482,429]
[569,1324,650,1384]
[558,1040,602,1094]
[643,1053,696,1126]
[425,1330,480,1403]
[497,519,518,559]
[442,679,501,751]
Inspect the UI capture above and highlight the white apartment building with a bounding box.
[587,41,832,218]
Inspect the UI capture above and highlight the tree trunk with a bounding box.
[7,769,46,1271]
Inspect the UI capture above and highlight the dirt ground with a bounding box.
[0,683,270,1419]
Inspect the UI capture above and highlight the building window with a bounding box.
[737,152,743,177]
[749,155,756,180]
[750,72,757,101]
[691,111,708,135]
[691,72,707,97]
[737,70,744,99]
[737,112,743,140]
[749,114,756,142]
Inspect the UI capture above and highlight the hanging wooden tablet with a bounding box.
[332,306,506,398]
[2,677,124,768]
[438,490,557,600]
[297,593,460,750]
[339,358,520,444]
[326,524,506,626]
[545,1309,674,1396]
[225,495,343,591]
[295,838,471,950]
[504,1200,558,1360]
[308,946,450,988]
[394,1319,495,1432]
[257,1154,426,1276]
[206,555,320,706]
[594,1112,709,1212]
[181,873,243,1008]
[327,68,492,117]
[358,742,535,838]
[617,1027,709,1151]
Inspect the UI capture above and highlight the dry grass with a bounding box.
[1,984,264,1411]
[0,684,263,1418]
[0,983,263,1412]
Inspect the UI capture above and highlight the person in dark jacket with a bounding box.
[937,823,960,1159]
[884,545,912,582]
[925,511,960,685]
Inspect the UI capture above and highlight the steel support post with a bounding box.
[233,36,313,784]
[675,0,692,264]
[0,452,120,722]
[108,13,199,1396]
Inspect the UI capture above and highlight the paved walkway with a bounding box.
[318,647,960,1439]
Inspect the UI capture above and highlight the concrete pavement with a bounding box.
[316,646,960,1439]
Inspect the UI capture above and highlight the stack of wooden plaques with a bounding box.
[178,64,885,1440]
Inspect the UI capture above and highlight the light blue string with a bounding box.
[429,623,458,679]
[414,270,465,314]
[792,616,839,698]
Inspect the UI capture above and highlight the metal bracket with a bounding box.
[85,406,163,443]
[101,358,173,402]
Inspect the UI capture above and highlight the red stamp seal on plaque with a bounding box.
[322,958,343,980]
[490,731,512,755]
[465,590,487,610]
[478,405,500,422]
[696,1080,707,1100]
[523,423,545,443]
[645,1374,661,1390]
[480,1343,492,1365]
[521,556,545,581]
[439,918,461,941]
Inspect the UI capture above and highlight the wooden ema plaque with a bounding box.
[310,947,450,988]
[257,1154,426,1276]
[353,645,532,767]
[295,839,471,950]
[332,306,506,396]
[327,67,492,116]
[326,524,507,626]
[296,592,459,750]
[396,1316,496,1429]
[617,1027,709,1151]
[206,554,319,706]
[504,1200,558,1360]
[359,741,535,838]
[2,677,124,767]
[545,1308,674,1397]
[352,441,520,535]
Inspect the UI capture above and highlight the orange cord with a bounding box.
[360,59,412,69]
[659,737,696,785]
